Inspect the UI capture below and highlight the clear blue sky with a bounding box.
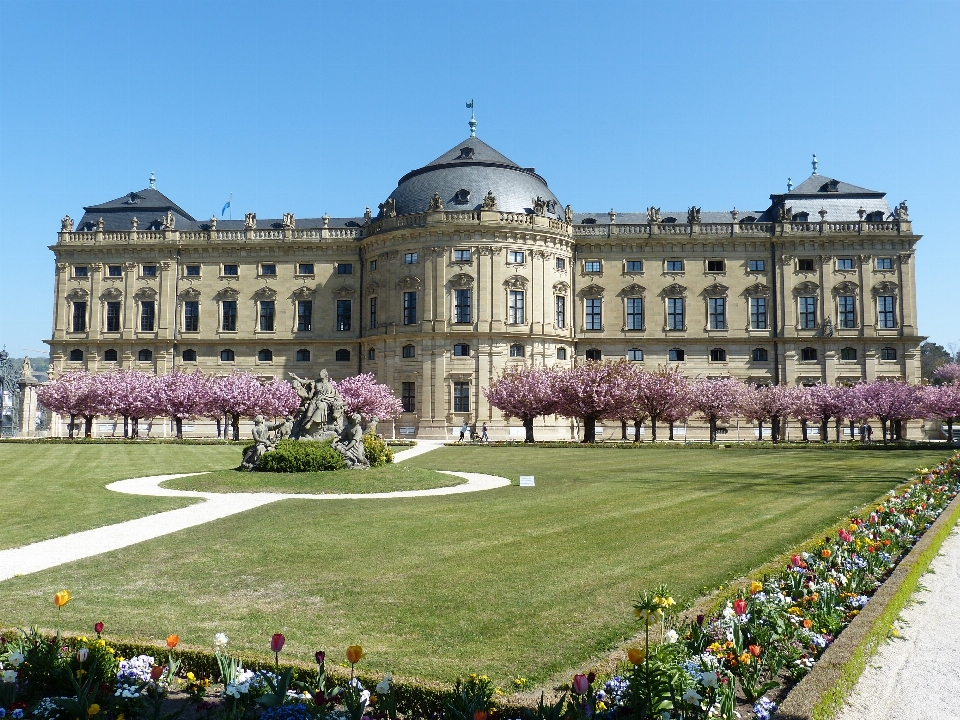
[1,0,957,356]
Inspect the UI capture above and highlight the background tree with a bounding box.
[484,366,560,443]
[36,370,85,438]
[555,360,633,443]
[210,371,268,440]
[629,365,690,442]
[934,362,960,385]
[922,383,960,444]
[852,380,922,444]
[921,341,956,381]
[333,373,403,424]
[742,383,793,443]
[158,370,210,440]
[689,376,748,444]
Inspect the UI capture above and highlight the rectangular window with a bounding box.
[508,250,525,264]
[369,260,378,271]
[798,258,815,272]
[140,301,155,331]
[74,266,88,278]
[626,297,643,330]
[555,295,566,328]
[108,265,123,277]
[298,263,314,275]
[837,258,854,270]
[454,249,471,262]
[707,259,725,273]
[369,297,377,329]
[221,301,237,331]
[584,260,601,273]
[72,301,87,332]
[106,301,121,332]
[453,382,470,413]
[799,296,817,329]
[403,292,417,325]
[184,301,199,332]
[508,290,525,324]
[748,259,765,272]
[185,264,201,276]
[667,298,684,330]
[337,263,353,275]
[454,289,471,323]
[876,257,894,270]
[260,263,277,276]
[709,297,726,330]
[404,252,418,264]
[878,295,896,328]
[297,300,313,331]
[666,260,684,272]
[556,257,566,271]
[142,265,157,277]
[336,300,351,331]
[838,296,856,328]
[259,301,275,331]
[626,260,643,272]
[585,298,602,330]
[750,297,767,329]
[223,264,239,276]
[401,382,416,413]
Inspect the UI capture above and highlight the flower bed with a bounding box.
[2,452,957,720]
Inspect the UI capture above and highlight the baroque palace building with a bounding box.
[48,123,922,439]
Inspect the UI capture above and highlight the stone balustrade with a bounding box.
[573,220,906,238]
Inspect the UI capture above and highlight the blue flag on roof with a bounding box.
[221,200,231,217]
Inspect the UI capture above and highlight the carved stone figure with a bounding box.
[96,217,104,232]
[162,211,176,230]
[429,192,444,211]
[282,213,296,229]
[244,212,257,230]
[646,207,661,224]
[687,207,701,224]
[379,197,397,218]
[364,207,373,222]
[333,413,369,468]
[533,196,547,216]
[241,415,276,470]
[565,205,573,223]
[131,216,139,230]
[210,215,218,230]
[483,191,498,210]
[61,215,74,232]
[777,205,792,222]
[322,213,330,228]
[894,200,909,221]
[822,317,834,337]
[289,369,343,440]
[269,415,294,441]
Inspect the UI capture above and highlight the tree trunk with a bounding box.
[175,417,183,440]
[949,418,955,446]
[650,416,658,442]
[215,417,222,438]
[620,420,628,441]
[771,415,780,444]
[582,416,597,443]
[633,419,643,443]
[801,420,808,442]
[668,421,675,441]
[757,420,764,442]
[131,417,140,439]
[523,416,535,444]
[84,416,93,438]
[709,417,718,444]
[835,419,842,443]
[881,419,889,445]
[68,413,76,438]
[232,414,241,441]
[123,415,130,439]
[849,419,855,443]
[820,418,829,443]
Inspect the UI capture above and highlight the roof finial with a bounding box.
[149,172,156,188]
[466,99,476,137]
[811,154,818,175]
[787,177,793,191]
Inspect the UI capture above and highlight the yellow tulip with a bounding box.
[346,645,365,665]
[88,704,100,716]
[627,647,645,665]
[750,581,763,594]
[54,590,72,607]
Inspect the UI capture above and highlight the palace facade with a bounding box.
[47,131,922,439]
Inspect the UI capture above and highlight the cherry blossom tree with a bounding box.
[333,373,404,424]
[484,365,560,443]
[105,370,162,438]
[259,377,302,420]
[922,383,960,444]
[742,384,793,443]
[210,371,268,440]
[689,376,749,444]
[628,365,690,442]
[158,370,211,439]
[852,380,923,444]
[37,371,87,438]
[556,360,635,443]
[934,363,960,385]
[803,384,851,443]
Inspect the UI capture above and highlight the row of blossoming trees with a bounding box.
[485,361,960,444]
[36,370,403,440]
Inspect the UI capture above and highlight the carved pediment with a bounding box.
[872,280,899,296]
[450,273,474,289]
[553,281,570,295]
[578,283,605,298]
[216,287,240,301]
[66,287,89,301]
[793,281,820,296]
[134,287,157,300]
[253,286,277,301]
[332,285,356,298]
[292,285,316,299]
[365,281,380,297]
[398,275,421,290]
[178,287,201,301]
[101,287,123,301]
[833,281,860,296]
[618,283,646,297]
[702,282,729,297]
[503,275,529,289]
[743,283,770,297]
[660,283,687,297]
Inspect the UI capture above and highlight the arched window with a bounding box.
[104,349,118,362]
[182,349,197,362]
[710,348,727,362]
[510,343,525,358]
[453,343,470,357]
[668,348,685,362]
[335,349,351,362]
[751,348,768,362]
[627,348,643,361]
[557,348,567,360]
[792,212,810,222]
[880,347,898,361]
[258,349,273,362]
[801,347,818,362]
[840,347,857,361]
[402,344,416,358]
[296,349,310,362]
[866,211,884,222]
[138,349,153,362]
[69,349,83,362]
[585,348,602,361]
[220,349,235,362]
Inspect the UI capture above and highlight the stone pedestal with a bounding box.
[17,359,39,437]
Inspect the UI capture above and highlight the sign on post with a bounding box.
[519,475,535,487]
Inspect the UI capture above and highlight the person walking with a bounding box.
[866,423,873,444]
[860,422,869,445]
[458,419,469,443]
[480,422,489,443]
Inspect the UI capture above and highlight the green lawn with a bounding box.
[164,465,460,494]
[0,443,949,687]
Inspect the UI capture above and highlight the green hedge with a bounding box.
[254,439,347,472]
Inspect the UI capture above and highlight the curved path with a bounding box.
[0,441,509,582]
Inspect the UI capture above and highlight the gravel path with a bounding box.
[0,441,508,582]
[836,521,960,720]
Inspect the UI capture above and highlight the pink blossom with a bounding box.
[484,366,560,442]
[333,373,404,423]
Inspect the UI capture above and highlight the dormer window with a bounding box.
[740,216,757,223]
[457,146,475,159]
[661,217,677,223]
[866,211,884,222]
[454,188,471,204]
[818,180,841,192]
[792,212,809,222]
[581,218,596,224]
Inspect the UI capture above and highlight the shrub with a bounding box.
[364,432,394,467]
[255,439,347,473]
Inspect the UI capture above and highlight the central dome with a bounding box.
[383,137,564,220]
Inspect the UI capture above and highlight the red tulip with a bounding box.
[271,633,286,653]
[150,666,163,681]
[572,673,589,694]
[94,622,104,635]
[733,599,748,616]
[315,650,325,665]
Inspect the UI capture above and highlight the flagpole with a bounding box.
[230,192,232,221]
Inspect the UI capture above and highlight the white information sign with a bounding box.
[399,426,416,435]
[519,475,535,487]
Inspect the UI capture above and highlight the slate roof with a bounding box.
[762,173,893,222]
[780,174,883,197]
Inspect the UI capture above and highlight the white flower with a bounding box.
[682,687,702,705]
[665,629,679,644]
[375,674,392,694]
[214,632,229,649]
[7,653,24,668]
[2,669,17,683]
[77,648,89,662]
[722,604,735,619]
[700,671,718,688]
